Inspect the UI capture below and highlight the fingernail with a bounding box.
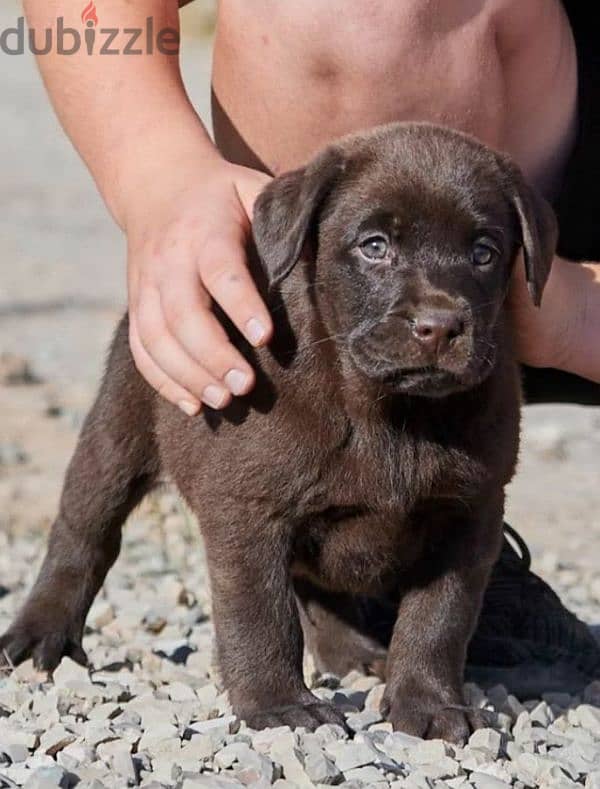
[225,369,249,395]
[202,384,228,409]
[245,317,267,346]
[178,399,200,417]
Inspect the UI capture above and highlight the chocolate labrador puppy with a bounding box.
[0,123,556,742]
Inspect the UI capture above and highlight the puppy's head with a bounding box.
[253,123,557,397]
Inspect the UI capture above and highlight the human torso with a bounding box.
[212,0,578,199]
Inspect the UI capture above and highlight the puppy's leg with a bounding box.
[0,317,158,672]
[296,579,391,679]
[382,500,503,744]
[205,523,347,731]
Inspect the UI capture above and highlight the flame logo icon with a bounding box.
[81,1,98,26]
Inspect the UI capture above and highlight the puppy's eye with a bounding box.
[359,235,389,261]
[472,241,498,267]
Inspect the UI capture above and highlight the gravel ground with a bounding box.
[0,492,599,789]
[1,1,599,786]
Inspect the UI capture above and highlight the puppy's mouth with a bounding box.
[348,332,497,397]
[384,365,439,381]
[349,349,488,397]
[381,366,466,397]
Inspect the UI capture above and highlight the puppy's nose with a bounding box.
[411,310,464,355]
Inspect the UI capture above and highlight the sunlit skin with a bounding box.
[24,0,600,414]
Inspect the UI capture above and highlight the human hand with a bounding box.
[507,253,583,371]
[126,157,273,415]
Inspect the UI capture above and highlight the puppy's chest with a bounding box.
[292,424,485,594]
[311,421,483,510]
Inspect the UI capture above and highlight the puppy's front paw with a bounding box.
[0,618,87,673]
[382,691,483,744]
[244,700,347,731]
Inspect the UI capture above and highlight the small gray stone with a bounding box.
[164,682,198,702]
[403,768,435,789]
[578,705,600,736]
[87,702,121,721]
[504,740,523,762]
[96,739,134,780]
[314,723,348,747]
[364,684,386,713]
[469,728,504,759]
[346,709,383,732]
[87,601,115,630]
[446,777,469,789]
[137,723,180,753]
[150,757,181,785]
[418,756,462,780]
[369,721,394,735]
[331,688,365,711]
[411,739,453,765]
[182,777,244,788]
[2,763,32,786]
[152,638,192,663]
[324,739,378,771]
[81,722,115,748]
[129,698,177,728]
[529,700,554,727]
[22,765,69,789]
[513,711,533,744]
[586,771,600,789]
[0,729,38,751]
[1,743,29,763]
[380,730,423,763]
[351,675,382,692]
[56,740,96,770]
[39,725,76,756]
[553,741,600,775]
[194,683,219,709]
[252,726,293,753]
[215,742,252,769]
[52,657,90,687]
[474,761,515,784]
[343,764,389,784]
[181,734,218,761]
[469,771,511,789]
[302,748,341,784]
[270,736,312,787]
[517,752,574,783]
[187,714,238,736]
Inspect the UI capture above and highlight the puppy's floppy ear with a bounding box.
[252,146,345,287]
[498,156,558,306]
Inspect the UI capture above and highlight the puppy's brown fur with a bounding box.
[0,123,556,742]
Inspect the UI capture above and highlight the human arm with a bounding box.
[510,256,600,384]
[23,0,273,415]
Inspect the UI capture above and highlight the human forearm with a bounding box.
[25,0,274,416]
[23,0,221,228]
[510,255,600,384]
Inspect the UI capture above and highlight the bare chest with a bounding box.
[214,0,577,195]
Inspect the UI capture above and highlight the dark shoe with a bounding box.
[467,525,600,697]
